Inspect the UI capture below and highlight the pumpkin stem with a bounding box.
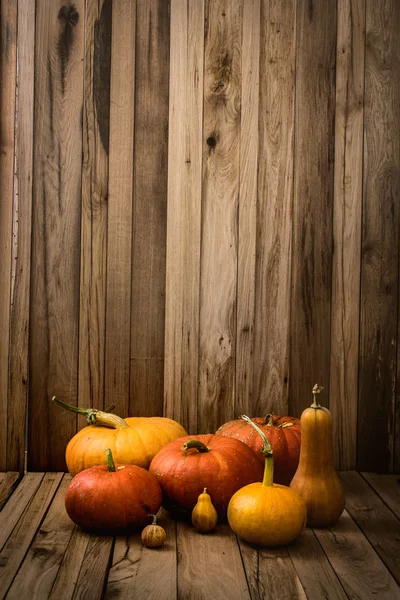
[52,396,129,429]
[181,440,209,453]
[311,383,324,408]
[106,448,116,472]
[241,415,274,487]
[148,514,158,525]
[264,414,275,426]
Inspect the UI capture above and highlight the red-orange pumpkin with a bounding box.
[149,434,264,520]
[216,414,301,486]
[65,449,162,534]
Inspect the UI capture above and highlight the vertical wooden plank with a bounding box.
[105,0,136,417]
[0,0,17,471]
[164,0,204,433]
[289,0,337,417]
[28,0,85,471]
[358,0,400,472]
[78,0,112,414]
[7,0,35,471]
[330,0,365,470]
[252,0,297,416]
[198,0,242,433]
[130,0,170,417]
[234,0,259,417]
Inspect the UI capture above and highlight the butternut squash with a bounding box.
[290,384,345,527]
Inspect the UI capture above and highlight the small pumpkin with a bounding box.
[141,514,167,548]
[289,384,345,527]
[192,488,218,533]
[53,396,187,476]
[228,416,307,547]
[216,413,301,486]
[149,434,264,520]
[65,449,162,534]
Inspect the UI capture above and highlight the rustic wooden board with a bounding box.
[130,0,170,418]
[329,0,365,470]
[239,540,307,599]
[71,535,113,600]
[104,0,136,418]
[289,0,337,416]
[288,529,348,600]
[6,475,74,599]
[358,0,400,472]
[28,0,85,471]
[314,510,400,599]
[361,472,400,518]
[340,471,400,583]
[234,0,260,418]
[252,0,296,417]
[78,0,111,415]
[177,521,250,599]
[163,0,204,434]
[0,473,63,600]
[198,0,242,433]
[48,526,91,600]
[0,0,17,471]
[106,510,176,599]
[0,473,21,511]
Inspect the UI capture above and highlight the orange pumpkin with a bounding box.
[53,397,187,476]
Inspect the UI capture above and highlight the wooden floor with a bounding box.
[0,471,399,599]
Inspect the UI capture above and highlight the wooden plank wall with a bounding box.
[0,0,399,473]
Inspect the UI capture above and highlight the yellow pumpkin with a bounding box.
[228,416,307,547]
[290,384,345,527]
[53,397,187,476]
[192,488,218,533]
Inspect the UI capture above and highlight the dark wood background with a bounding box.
[1,0,399,473]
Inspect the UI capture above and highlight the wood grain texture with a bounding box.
[0,473,63,600]
[0,472,21,511]
[130,0,170,417]
[104,0,136,418]
[78,0,111,415]
[7,0,35,472]
[358,0,400,472]
[48,526,91,600]
[289,0,337,416]
[177,521,250,600]
[361,472,400,518]
[71,535,113,600]
[340,471,400,583]
[6,475,74,599]
[0,0,17,471]
[330,0,365,470]
[28,0,85,471]
[163,0,204,433]
[238,540,306,599]
[105,510,176,599]
[198,0,242,433]
[234,0,260,418]
[314,510,400,599]
[252,0,296,417]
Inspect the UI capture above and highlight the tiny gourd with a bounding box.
[289,384,345,528]
[141,514,167,548]
[192,488,218,533]
[228,416,307,547]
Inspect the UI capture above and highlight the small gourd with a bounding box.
[141,514,166,548]
[192,488,218,533]
[289,384,345,528]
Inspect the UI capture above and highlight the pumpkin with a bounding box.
[141,514,167,548]
[149,434,264,520]
[192,488,218,533]
[289,384,345,527]
[216,413,301,486]
[227,416,307,546]
[53,396,187,476]
[65,449,162,534]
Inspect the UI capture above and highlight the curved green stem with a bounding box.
[106,448,116,472]
[181,440,209,453]
[52,396,129,429]
[241,415,274,487]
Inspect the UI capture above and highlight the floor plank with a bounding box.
[177,521,250,600]
[314,510,400,599]
[0,473,21,511]
[340,471,400,583]
[361,472,400,519]
[71,535,113,600]
[48,526,91,600]
[6,475,74,599]
[105,509,176,599]
[0,473,63,600]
